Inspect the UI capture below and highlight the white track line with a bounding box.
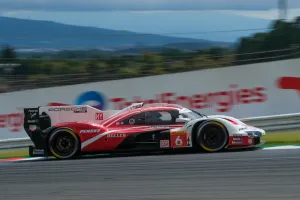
[262,145,300,150]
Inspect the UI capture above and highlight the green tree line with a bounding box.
[235,17,300,64]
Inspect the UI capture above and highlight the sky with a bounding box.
[0,0,300,11]
[0,0,299,42]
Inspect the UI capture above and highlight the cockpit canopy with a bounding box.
[110,102,207,125]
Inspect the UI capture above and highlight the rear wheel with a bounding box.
[195,121,228,152]
[48,128,80,159]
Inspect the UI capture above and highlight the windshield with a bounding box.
[179,109,207,120]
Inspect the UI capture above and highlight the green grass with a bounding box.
[0,149,28,159]
[0,132,300,159]
[262,132,300,146]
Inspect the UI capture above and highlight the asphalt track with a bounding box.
[1,148,300,200]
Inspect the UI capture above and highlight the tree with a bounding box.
[235,16,300,65]
[208,47,224,60]
[1,45,17,63]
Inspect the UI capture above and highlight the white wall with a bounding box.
[1,58,300,139]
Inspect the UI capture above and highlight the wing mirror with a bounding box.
[176,118,190,123]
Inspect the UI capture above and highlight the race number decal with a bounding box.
[170,130,187,148]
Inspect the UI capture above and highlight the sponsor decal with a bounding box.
[27,120,38,123]
[170,130,187,135]
[29,125,37,131]
[27,109,38,113]
[29,113,37,118]
[48,107,87,113]
[233,134,243,136]
[160,140,170,148]
[80,129,101,133]
[27,109,38,120]
[232,136,244,144]
[233,137,242,141]
[33,149,44,155]
[95,113,104,120]
[107,133,126,138]
[25,109,39,124]
[151,126,169,129]
[232,141,243,144]
[248,138,253,144]
[129,118,135,124]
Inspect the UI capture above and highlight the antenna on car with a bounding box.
[111,102,145,116]
[130,102,144,109]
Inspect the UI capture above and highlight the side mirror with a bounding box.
[176,118,190,123]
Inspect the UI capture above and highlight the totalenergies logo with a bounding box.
[109,84,268,112]
[49,85,268,113]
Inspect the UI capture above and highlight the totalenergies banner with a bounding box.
[1,58,300,139]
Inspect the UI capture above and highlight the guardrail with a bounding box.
[241,112,300,132]
[0,137,32,150]
[1,112,300,150]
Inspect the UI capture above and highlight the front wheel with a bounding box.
[195,121,228,152]
[48,128,80,159]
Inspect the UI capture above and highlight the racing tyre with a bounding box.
[195,121,228,152]
[48,128,80,159]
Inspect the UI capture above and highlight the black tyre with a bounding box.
[195,121,228,152]
[48,128,80,159]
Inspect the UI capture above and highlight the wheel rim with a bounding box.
[198,124,227,151]
[52,132,76,157]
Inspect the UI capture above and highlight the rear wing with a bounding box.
[23,105,118,133]
[23,105,118,156]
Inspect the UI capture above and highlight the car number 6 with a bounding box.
[175,136,183,146]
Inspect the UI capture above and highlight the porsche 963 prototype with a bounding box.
[23,103,265,159]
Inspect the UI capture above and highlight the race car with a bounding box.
[23,102,265,159]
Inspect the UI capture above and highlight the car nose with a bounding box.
[245,129,265,137]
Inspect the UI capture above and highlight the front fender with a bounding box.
[186,118,248,146]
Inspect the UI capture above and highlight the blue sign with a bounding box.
[75,91,107,110]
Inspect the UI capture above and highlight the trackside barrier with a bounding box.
[1,112,300,150]
[241,113,300,132]
[0,138,32,150]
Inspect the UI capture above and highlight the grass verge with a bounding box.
[0,132,300,159]
[262,132,300,146]
[0,149,28,159]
